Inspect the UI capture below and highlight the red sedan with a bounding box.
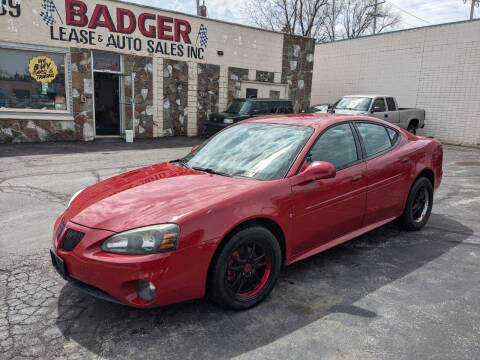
[50,114,443,309]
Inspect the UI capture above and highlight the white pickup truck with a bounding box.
[330,95,425,134]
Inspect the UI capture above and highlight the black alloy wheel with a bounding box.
[209,226,282,309]
[400,177,433,231]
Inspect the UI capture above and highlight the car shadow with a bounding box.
[0,136,202,158]
[55,213,472,359]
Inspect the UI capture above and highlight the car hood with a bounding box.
[65,162,257,233]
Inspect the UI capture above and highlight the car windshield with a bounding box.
[224,100,251,115]
[334,97,372,111]
[181,123,314,180]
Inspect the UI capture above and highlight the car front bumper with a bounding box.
[51,217,212,308]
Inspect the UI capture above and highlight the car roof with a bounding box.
[233,98,292,102]
[343,94,395,98]
[243,113,398,130]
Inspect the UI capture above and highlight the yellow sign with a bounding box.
[28,56,58,83]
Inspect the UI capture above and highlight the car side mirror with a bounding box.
[292,161,336,186]
[372,106,383,113]
[191,144,199,152]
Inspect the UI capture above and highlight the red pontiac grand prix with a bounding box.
[51,114,443,309]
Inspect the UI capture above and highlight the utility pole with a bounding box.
[369,0,385,35]
[463,0,479,20]
[196,0,200,16]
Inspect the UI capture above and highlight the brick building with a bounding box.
[0,0,315,143]
[311,19,480,146]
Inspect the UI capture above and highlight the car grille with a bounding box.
[61,229,85,251]
[56,219,65,240]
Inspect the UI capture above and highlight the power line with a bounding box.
[387,1,432,24]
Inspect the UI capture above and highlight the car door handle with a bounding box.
[351,175,362,183]
[401,157,409,163]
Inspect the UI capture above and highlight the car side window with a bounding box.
[386,127,399,145]
[284,104,293,114]
[372,98,386,112]
[308,123,359,170]
[270,102,281,113]
[356,122,393,157]
[386,97,396,111]
[254,102,270,114]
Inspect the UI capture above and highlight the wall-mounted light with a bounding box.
[217,50,224,56]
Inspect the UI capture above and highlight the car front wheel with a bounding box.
[400,177,433,231]
[210,226,282,309]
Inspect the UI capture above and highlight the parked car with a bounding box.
[51,114,443,309]
[330,95,425,134]
[305,103,330,113]
[204,98,293,137]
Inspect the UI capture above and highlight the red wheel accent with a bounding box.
[225,242,272,300]
[236,257,271,299]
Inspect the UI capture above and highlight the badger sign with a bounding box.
[28,56,59,83]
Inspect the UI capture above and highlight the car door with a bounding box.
[370,97,389,121]
[291,122,367,255]
[385,97,400,124]
[354,122,411,226]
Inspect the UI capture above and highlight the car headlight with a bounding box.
[68,188,84,207]
[101,224,180,254]
[224,118,234,124]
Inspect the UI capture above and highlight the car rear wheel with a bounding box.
[407,123,417,135]
[209,226,282,309]
[400,177,433,231]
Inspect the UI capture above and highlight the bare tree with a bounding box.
[244,0,328,38]
[341,0,374,38]
[374,3,401,34]
[243,0,401,41]
[321,0,342,41]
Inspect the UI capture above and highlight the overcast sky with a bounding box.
[129,0,476,31]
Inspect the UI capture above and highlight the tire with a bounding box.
[407,124,417,135]
[400,177,433,231]
[209,226,282,310]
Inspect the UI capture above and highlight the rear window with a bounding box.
[386,97,397,111]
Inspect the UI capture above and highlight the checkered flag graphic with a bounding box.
[42,0,56,12]
[40,10,56,25]
[40,0,62,26]
[198,24,208,47]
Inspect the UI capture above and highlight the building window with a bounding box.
[0,47,68,111]
[246,88,258,98]
[93,52,121,73]
[269,90,280,99]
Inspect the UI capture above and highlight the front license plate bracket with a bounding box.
[50,249,68,280]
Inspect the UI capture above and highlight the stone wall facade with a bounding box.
[0,119,75,143]
[71,48,94,141]
[197,64,220,136]
[281,34,315,112]
[163,60,189,136]
[123,55,154,138]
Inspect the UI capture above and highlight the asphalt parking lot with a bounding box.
[0,138,479,360]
